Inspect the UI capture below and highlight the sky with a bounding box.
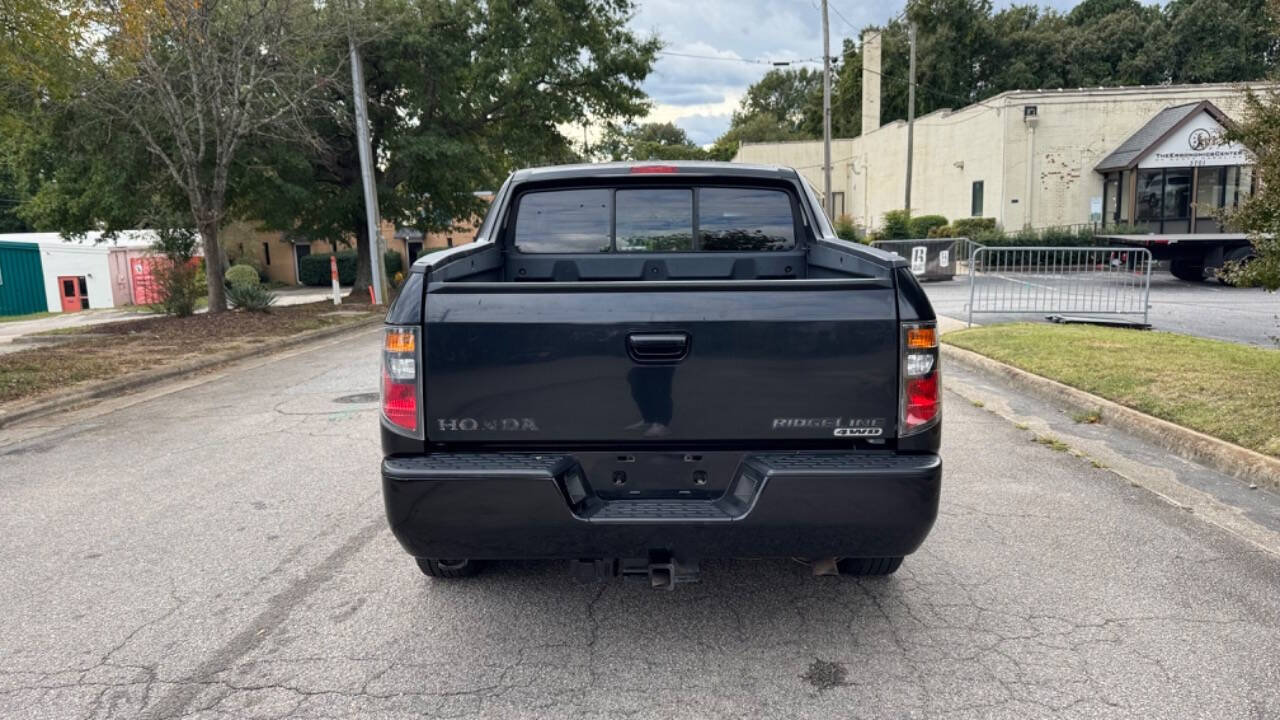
[627,0,1082,146]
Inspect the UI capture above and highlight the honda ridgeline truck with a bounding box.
[379,162,941,588]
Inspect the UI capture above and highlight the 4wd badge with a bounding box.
[834,427,884,437]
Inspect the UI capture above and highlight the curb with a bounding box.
[940,343,1280,490]
[0,316,382,429]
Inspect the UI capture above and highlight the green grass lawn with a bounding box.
[0,311,55,323]
[944,323,1280,458]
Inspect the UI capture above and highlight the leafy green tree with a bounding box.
[1222,86,1280,291]
[600,122,707,161]
[2,0,348,313]
[1164,0,1279,84]
[725,0,1277,152]
[734,68,824,135]
[239,0,658,295]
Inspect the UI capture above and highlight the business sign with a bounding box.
[1139,111,1252,169]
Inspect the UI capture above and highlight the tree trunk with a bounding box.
[201,223,227,313]
[349,221,372,302]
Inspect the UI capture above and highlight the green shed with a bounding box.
[0,241,48,317]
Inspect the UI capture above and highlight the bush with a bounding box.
[298,250,404,286]
[227,282,278,312]
[299,251,357,286]
[384,250,404,277]
[193,260,208,297]
[225,264,260,288]
[908,214,948,239]
[833,213,861,243]
[952,217,998,237]
[879,209,912,240]
[156,260,201,317]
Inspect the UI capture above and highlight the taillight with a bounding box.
[381,326,422,438]
[900,322,940,435]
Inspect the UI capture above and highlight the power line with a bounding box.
[656,50,823,67]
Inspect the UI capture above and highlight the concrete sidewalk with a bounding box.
[0,308,154,355]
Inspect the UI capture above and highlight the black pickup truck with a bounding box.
[379,162,941,588]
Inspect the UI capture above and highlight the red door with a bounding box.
[58,275,88,313]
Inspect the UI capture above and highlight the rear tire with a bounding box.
[1169,257,1205,282]
[415,557,481,578]
[837,556,903,576]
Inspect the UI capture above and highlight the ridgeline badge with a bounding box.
[772,417,885,437]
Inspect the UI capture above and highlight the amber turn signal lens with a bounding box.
[905,326,937,349]
[385,328,415,353]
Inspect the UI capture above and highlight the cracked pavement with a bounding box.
[1,327,1278,719]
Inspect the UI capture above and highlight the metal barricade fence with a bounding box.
[966,246,1152,326]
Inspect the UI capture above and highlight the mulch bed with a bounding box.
[0,303,381,406]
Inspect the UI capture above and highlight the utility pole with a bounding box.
[348,5,387,305]
[821,0,832,219]
[904,22,917,213]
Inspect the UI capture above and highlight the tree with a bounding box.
[721,0,1278,150]
[239,0,658,296]
[708,68,823,160]
[734,68,823,135]
[2,0,347,313]
[601,122,707,161]
[1222,86,1280,291]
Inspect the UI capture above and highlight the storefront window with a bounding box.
[1195,167,1224,233]
[1162,168,1192,233]
[1120,170,1133,223]
[1226,166,1253,208]
[1135,169,1163,228]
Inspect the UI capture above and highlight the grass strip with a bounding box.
[944,323,1280,458]
[0,302,380,406]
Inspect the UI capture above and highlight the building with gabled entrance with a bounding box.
[732,83,1258,237]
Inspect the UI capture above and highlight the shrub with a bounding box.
[833,213,861,242]
[384,250,404,277]
[156,260,201,317]
[227,282,278,312]
[908,214,948,238]
[299,251,357,286]
[193,260,208,297]
[880,209,912,240]
[949,217,998,238]
[225,264,260,288]
[298,250,403,286]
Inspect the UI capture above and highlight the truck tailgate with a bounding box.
[423,282,900,443]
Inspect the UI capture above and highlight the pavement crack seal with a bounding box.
[136,516,385,720]
[942,378,1280,559]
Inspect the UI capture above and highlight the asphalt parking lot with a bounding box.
[2,329,1279,719]
[923,272,1280,347]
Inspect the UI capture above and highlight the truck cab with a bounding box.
[379,162,941,587]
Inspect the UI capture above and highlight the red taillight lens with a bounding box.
[382,368,418,432]
[900,322,940,435]
[381,326,421,437]
[904,373,939,429]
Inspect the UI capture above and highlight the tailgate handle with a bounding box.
[627,333,690,362]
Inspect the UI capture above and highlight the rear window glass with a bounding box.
[617,189,693,252]
[514,189,611,253]
[698,188,795,251]
[512,186,797,253]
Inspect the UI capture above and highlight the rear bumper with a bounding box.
[382,451,941,560]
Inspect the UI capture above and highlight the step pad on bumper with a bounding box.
[589,499,732,521]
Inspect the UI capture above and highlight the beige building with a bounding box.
[733,82,1256,233]
[219,192,492,285]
